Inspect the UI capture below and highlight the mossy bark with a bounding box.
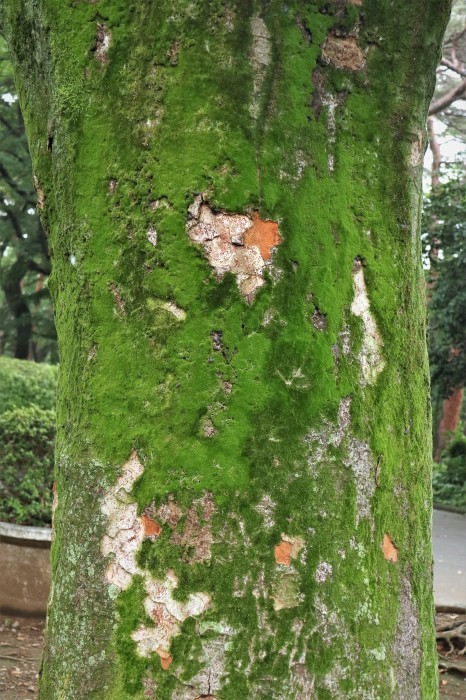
[2,1,450,698]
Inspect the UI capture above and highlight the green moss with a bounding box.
[1,0,451,697]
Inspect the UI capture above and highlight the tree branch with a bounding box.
[429,79,466,116]
[440,58,466,78]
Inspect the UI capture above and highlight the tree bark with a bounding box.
[435,387,464,461]
[2,1,450,698]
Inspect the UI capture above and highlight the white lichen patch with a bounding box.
[255,494,275,529]
[250,16,271,119]
[162,301,186,320]
[410,131,424,167]
[94,23,111,64]
[305,396,351,467]
[345,438,376,527]
[315,561,333,583]
[186,195,282,302]
[147,226,157,246]
[133,569,211,658]
[101,451,211,661]
[350,259,385,385]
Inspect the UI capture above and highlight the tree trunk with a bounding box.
[2,1,450,698]
[436,387,464,461]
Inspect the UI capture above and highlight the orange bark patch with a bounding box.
[156,648,173,670]
[142,515,161,538]
[382,533,398,563]
[275,534,305,566]
[244,212,282,260]
[275,540,293,566]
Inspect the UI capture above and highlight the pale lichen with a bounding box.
[101,452,211,665]
[350,258,385,385]
[93,23,111,64]
[250,16,271,119]
[147,226,157,246]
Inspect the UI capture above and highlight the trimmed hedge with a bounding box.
[0,405,55,526]
[433,431,466,510]
[0,356,57,414]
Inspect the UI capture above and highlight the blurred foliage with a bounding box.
[0,355,57,413]
[0,357,56,526]
[433,429,466,508]
[0,35,57,361]
[0,405,55,526]
[423,169,466,400]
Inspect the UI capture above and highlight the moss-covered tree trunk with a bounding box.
[2,1,450,697]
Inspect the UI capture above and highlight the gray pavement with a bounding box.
[433,508,466,609]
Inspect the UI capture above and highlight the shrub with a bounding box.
[0,405,55,526]
[0,356,57,414]
[432,431,466,510]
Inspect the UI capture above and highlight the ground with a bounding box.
[0,617,44,699]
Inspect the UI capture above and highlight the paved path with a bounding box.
[433,508,466,609]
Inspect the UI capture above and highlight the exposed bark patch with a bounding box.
[167,39,180,66]
[296,15,312,44]
[410,131,424,167]
[250,16,271,119]
[186,196,282,302]
[220,378,232,395]
[392,574,421,699]
[255,494,275,528]
[170,492,215,563]
[101,450,146,590]
[162,301,186,320]
[108,179,118,194]
[350,258,385,385]
[344,437,376,527]
[142,514,162,538]
[33,175,44,209]
[274,534,305,566]
[109,282,125,316]
[321,34,365,71]
[93,23,111,64]
[382,533,398,563]
[101,453,211,660]
[52,482,58,514]
[211,330,223,352]
[306,395,351,467]
[311,308,327,331]
[272,572,303,611]
[147,226,157,246]
[203,418,217,438]
[157,648,173,670]
[157,495,183,527]
[133,569,211,659]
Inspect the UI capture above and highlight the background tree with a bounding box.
[1,1,450,698]
[425,0,466,456]
[0,36,56,361]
